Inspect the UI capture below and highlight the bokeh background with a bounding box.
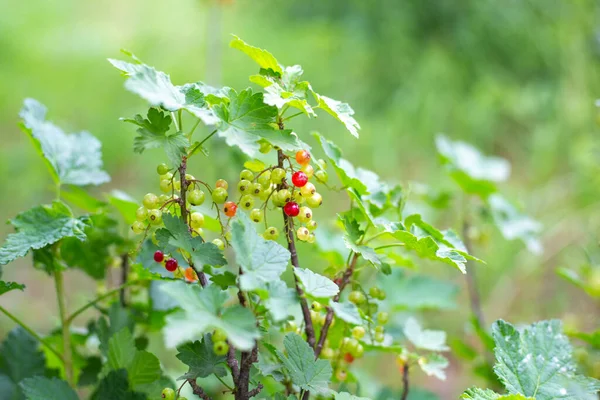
[1,0,600,398]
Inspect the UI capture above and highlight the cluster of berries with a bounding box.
[153,250,199,282]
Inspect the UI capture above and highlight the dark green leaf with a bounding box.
[0,281,25,296]
[176,334,227,380]
[0,327,46,383]
[20,377,78,400]
[93,369,146,400]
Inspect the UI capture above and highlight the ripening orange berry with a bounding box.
[184,267,198,282]
[223,201,237,217]
[295,150,311,166]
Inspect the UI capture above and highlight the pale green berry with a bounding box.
[160,172,173,181]
[301,164,314,179]
[259,188,272,201]
[307,192,323,208]
[148,209,163,225]
[173,180,181,191]
[192,228,204,237]
[259,141,273,154]
[258,171,271,187]
[321,347,334,359]
[306,220,318,231]
[264,227,279,240]
[276,189,291,204]
[185,173,195,181]
[240,169,254,181]
[157,163,170,175]
[240,195,254,210]
[131,221,146,234]
[212,187,228,203]
[377,311,389,325]
[352,343,364,358]
[352,326,365,339]
[190,212,205,229]
[374,331,385,343]
[159,179,172,193]
[238,179,251,193]
[212,238,225,251]
[250,209,263,223]
[225,231,232,241]
[375,325,385,333]
[188,189,205,206]
[315,170,328,183]
[300,182,316,197]
[212,329,227,342]
[135,207,148,222]
[297,226,310,241]
[307,233,316,243]
[142,193,159,209]
[369,287,381,299]
[161,388,176,400]
[249,182,263,197]
[298,207,312,223]
[311,301,322,311]
[317,159,327,169]
[158,194,170,204]
[271,168,285,183]
[349,290,365,305]
[213,340,229,356]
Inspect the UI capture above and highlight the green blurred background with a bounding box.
[1,0,600,397]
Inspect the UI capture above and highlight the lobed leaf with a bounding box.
[20,377,78,400]
[0,281,25,296]
[294,268,339,299]
[404,317,449,352]
[176,334,227,380]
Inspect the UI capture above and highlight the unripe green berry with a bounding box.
[259,141,273,154]
[240,169,254,181]
[307,192,323,208]
[352,326,365,339]
[336,368,348,382]
[307,233,316,244]
[375,325,385,333]
[377,311,389,325]
[369,287,380,299]
[188,189,205,206]
[143,193,159,209]
[259,188,272,201]
[135,207,148,222]
[276,189,291,204]
[190,212,205,229]
[238,179,251,193]
[349,290,366,305]
[160,172,174,181]
[148,209,163,225]
[321,347,334,359]
[264,227,279,240]
[374,331,385,343]
[249,182,263,197]
[298,207,312,223]
[300,182,316,197]
[212,238,225,251]
[212,187,228,203]
[161,387,175,400]
[173,180,181,191]
[157,163,170,175]
[212,329,227,342]
[240,194,254,210]
[250,209,263,223]
[158,194,170,204]
[311,301,322,311]
[258,171,271,186]
[213,340,229,356]
[271,168,285,183]
[352,343,364,358]
[317,159,327,169]
[306,220,318,231]
[297,227,310,241]
[185,173,195,181]
[159,179,172,193]
[315,170,328,183]
[131,221,146,234]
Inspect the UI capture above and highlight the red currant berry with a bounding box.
[153,250,164,263]
[284,201,300,217]
[291,171,308,187]
[344,353,355,364]
[295,150,311,165]
[165,258,178,272]
[223,201,238,218]
[184,267,198,282]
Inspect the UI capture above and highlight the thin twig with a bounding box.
[187,379,213,400]
[247,383,264,398]
[119,253,129,307]
[401,363,409,400]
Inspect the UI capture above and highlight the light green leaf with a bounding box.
[314,94,360,138]
[107,329,136,371]
[109,58,218,125]
[107,328,161,388]
[492,319,600,400]
[436,134,509,197]
[334,392,371,400]
[60,185,107,212]
[276,333,332,394]
[230,212,290,292]
[244,159,266,172]
[265,281,299,322]
[20,377,78,400]
[127,351,162,387]
[123,108,188,167]
[0,201,89,266]
[0,281,25,296]
[330,301,362,325]
[343,237,381,266]
[160,281,260,351]
[487,194,542,255]
[417,354,449,381]
[404,317,449,352]
[176,334,227,380]
[294,268,339,299]
[213,88,308,157]
[108,190,139,225]
[230,35,283,75]
[461,388,533,400]
[19,98,110,186]
[381,271,458,310]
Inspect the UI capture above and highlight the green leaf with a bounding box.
[61,185,107,212]
[265,281,299,322]
[314,94,360,138]
[158,214,226,268]
[330,302,362,325]
[0,374,17,400]
[61,214,123,279]
[213,88,308,157]
[93,369,145,400]
[492,319,600,400]
[0,201,89,265]
[19,99,111,186]
[108,190,139,225]
[123,108,188,167]
[176,334,227,380]
[210,271,238,290]
[487,194,542,255]
[107,328,161,388]
[334,392,372,400]
[436,134,509,197]
[160,281,260,351]
[461,388,533,400]
[20,377,78,400]
[230,212,290,292]
[276,333,332,394]
[294,268,339,299]
[0,281,25,296]
[244,159,266,172]
[230,35,283,75]
[109,58,218,125]
[404,317,449,352]
[417,354,449,381]
[0,327,46,384]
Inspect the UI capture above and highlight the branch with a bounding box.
[119,253,129,307]
[227,345,240,383]
[315,252,360,357]
[400,363,409,400]
[277,148,317,350]
[247,383,264,398]
[187,379,213,400]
